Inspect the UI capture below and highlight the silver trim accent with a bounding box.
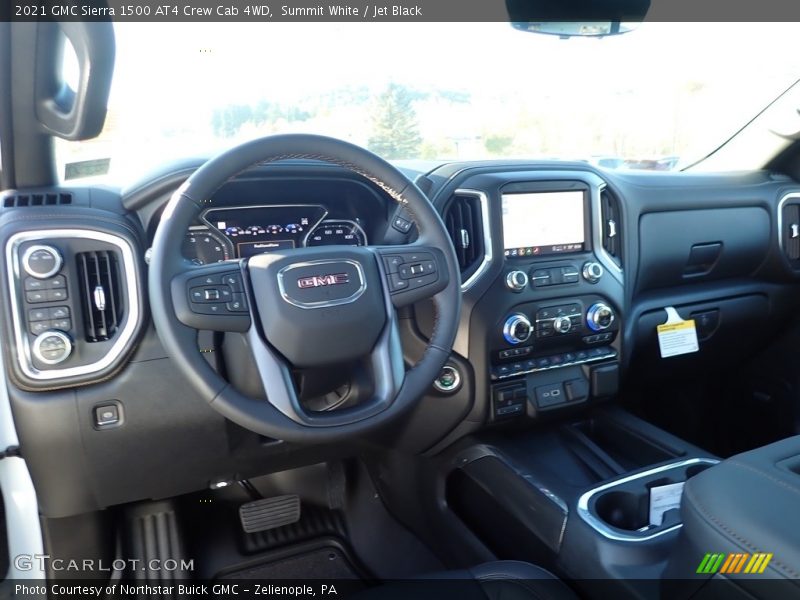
[93,285,107,311]
[594,183,623,284]
[777,191,800,253]
[31,330,73,366]
[582,261,604,284]
[277,259,366,309]
[21,244,62,279]
[587,302,615,332]
[505,270,529,292]
[433,364,462,393]
[502,313,532,345]
[6,229,141,381]
[577,458,719,542]
[454,189,493,292]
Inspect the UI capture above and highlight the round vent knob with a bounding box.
[22,245,62,279]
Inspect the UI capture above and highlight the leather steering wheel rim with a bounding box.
[149,134,461,443]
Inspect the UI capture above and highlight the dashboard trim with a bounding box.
[5,229,141,381]
[594,182,624,284]
[455,188,493,292]
[777,191,800,257]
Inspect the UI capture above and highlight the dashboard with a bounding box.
[4,157,800,517]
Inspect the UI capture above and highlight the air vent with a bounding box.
[600,188,622,267]
[782,202,800,261]
[76,251,124,342]
[444,193,486,282]
[2,192,72,208]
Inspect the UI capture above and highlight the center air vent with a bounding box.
[782,202,800,262]
[444,193,487,287]
[2,192,72,208]
[77,250,124,342]
[600,188,622,268]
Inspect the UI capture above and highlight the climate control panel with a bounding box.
[491,295,620,382]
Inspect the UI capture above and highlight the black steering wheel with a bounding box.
[149,134,462,443]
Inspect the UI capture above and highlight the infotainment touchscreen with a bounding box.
[501,190,585,257]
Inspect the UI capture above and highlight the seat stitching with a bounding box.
[727,459,800,498]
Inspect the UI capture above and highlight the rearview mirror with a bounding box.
[506,0,650,37]
[512,21,639,37]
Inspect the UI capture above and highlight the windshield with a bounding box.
[55,22,800,185]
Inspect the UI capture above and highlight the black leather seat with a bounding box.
[355,560,577,600]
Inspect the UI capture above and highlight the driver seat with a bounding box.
[355,560,577,600]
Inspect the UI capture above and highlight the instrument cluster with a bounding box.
[182,204,368,265]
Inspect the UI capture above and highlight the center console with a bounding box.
[466,176,624,423]
[441,408,720,598]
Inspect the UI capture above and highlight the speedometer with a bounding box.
[304,220,367,247]
[182,229,231,265]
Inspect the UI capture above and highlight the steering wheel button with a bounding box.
[389,274,409,292]
[408,272,438,290]
[204,288,221,301]
[398,264,414,279]
[382,255,403,273]
[222,273,243,291]
[190,289,205,302]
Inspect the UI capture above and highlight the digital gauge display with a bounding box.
[203,205,327,258]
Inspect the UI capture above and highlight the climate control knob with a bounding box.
[586,302,615,332]
[553,315,572,334]
[582,261,604,284]
[22,245,62,279]
[503,313,533,345]
[32,330,73,365]
[505,270,529,292]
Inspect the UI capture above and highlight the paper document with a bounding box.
[649,481,685,526]
[657,307,699,358]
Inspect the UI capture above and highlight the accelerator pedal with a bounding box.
[239,494,301,533]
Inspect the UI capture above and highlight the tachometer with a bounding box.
[182,229,231,265]
[305,220,367,247]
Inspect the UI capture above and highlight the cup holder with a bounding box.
[579,458,718,540]
[594,491,648,531]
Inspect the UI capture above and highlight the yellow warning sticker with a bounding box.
[657,307,700,358]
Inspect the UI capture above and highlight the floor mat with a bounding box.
[218,539,363,581]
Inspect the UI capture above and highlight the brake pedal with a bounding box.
[239,494,301,533]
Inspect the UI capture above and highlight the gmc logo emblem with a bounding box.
[297,273,350,289]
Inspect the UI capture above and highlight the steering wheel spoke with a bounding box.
[374,245,451,308]
[245,308,406,427]
[169,261,252,332]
